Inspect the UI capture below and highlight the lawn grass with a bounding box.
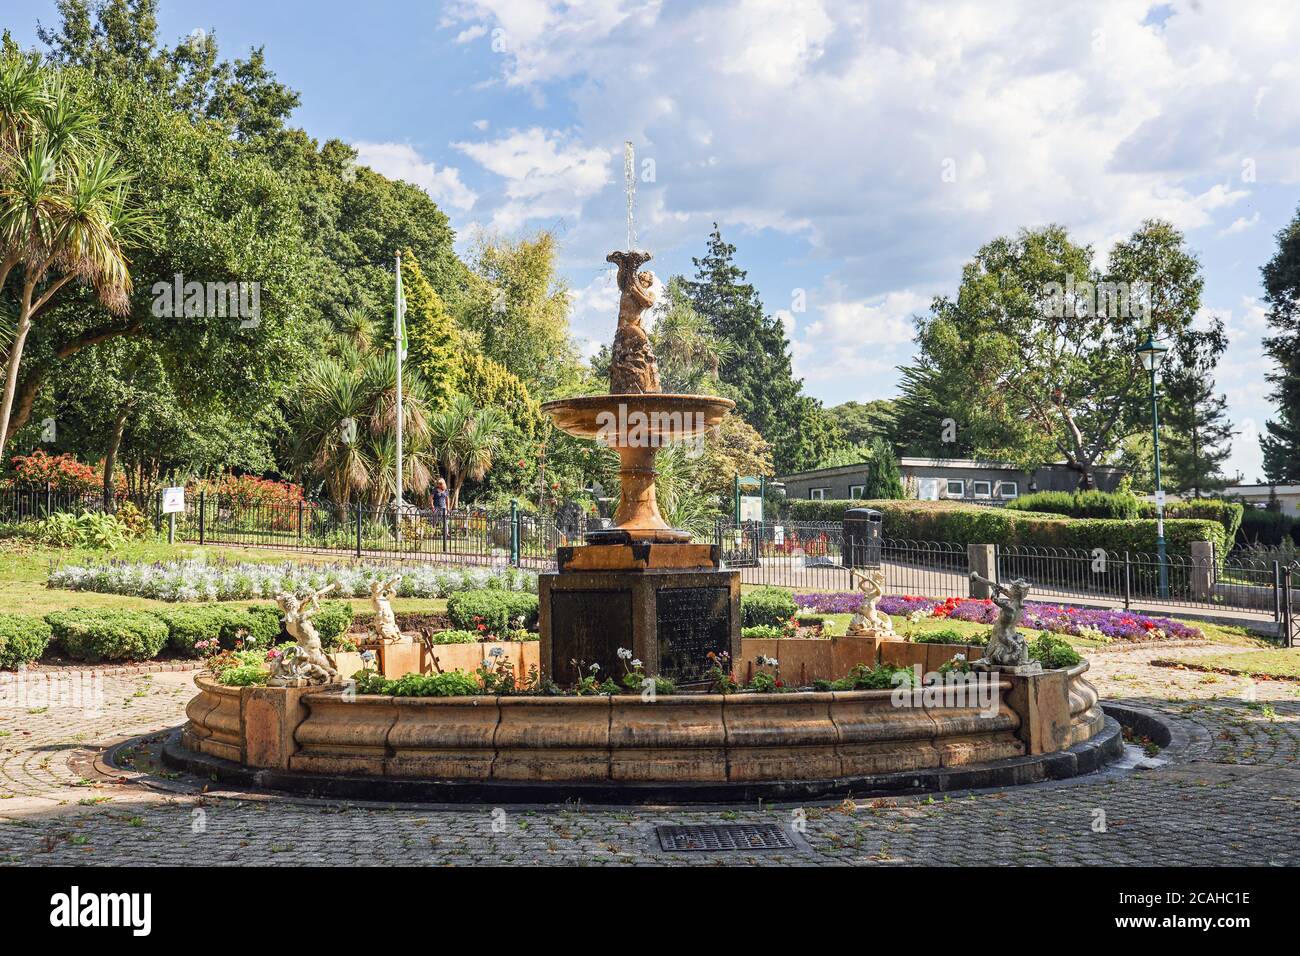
[1160,649,1300,681]
[0,539,448,617]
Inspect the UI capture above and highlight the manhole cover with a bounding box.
[656,823,795,852]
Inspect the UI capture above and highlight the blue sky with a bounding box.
[6,0,1295,482]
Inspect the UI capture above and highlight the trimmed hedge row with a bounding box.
[0,613,53,669]
[784,498,1226,556]
[741,587,798,627]
[0,600,357,668]
[46,609,169,663]
[447,590,539,633]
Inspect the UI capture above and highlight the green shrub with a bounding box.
[1007,490,1141,519]
[795,613,825,626]
[312,601,354,650]
[430,628,480,645]
[0,613,53,668]
[217,664,268,686]
[370,670,481,697]
[447,590,539,633]
[741,624,787,639]
[46,608,168,662]
[231,604,284,646]
[1237,508,1297,546]
[911,628,971,645]
[1029,632,1082,669]
[822,662,916,691]
[156,605,241,655]
[1140,499,1243,541]
[784,498,1224,556]
[741,586,797,627]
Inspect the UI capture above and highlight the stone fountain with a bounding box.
[539,249,739,687]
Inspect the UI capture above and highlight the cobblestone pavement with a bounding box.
[0,645,1296,867]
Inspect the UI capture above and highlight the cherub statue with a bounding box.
[368,575,403,644]
[268,583,340,686]
[606,249,661,395]
[846,567,894,636]
[969,573,1032,666]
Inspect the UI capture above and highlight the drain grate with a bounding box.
[656,823,795,852]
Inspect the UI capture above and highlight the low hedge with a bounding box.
[447,590,539,633]
[46,608,168,663]
[741,586,797,628]
[312,601,354,649]
[0,613,53,669]
[1007,490,1140,519]
[783,498,1225,556]
[1237,508,1298,546]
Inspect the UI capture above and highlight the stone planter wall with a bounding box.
[182,671,1058,784]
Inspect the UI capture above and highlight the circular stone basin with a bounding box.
[170,664,1119,804]
[541,393,735,442]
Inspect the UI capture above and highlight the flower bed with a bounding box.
[48,559,537,602]
[794,592,1203,641]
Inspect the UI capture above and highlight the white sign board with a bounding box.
[162,487,185,514]
[739,494,763,522]
[773,525,785,546]
[1155,490,1166,508]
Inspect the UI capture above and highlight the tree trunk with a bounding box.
[102,407,129,512]
[0,306,34,464]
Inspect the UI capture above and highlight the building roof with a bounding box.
[1224,484,1300,496]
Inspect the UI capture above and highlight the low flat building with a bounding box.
[1222,483,1300,517]
[777,458,1123,503]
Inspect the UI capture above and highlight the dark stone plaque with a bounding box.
[549,588,631,685]
[656,586,731,683]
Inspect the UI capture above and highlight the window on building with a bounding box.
[999,481,1019,499]
[972,480,992,498]
[809,488,828,500]
[849,485,865,498]
[945,479,965,497]
[916,478,941,501]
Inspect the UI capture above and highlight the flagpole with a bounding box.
[394,251,404,514]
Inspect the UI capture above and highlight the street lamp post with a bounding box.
[1137,335,1169,598]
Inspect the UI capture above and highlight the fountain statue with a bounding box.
[846,567,894,637]
[969,572,1038,669]
[537,144,740,685]
[368,575,404,644]
[268,583,340,686]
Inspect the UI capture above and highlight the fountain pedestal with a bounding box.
[539,542,740,687]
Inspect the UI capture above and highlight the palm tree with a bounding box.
[0,55,143,461]
[427,394,508,507]
[290,357,371,509]
[336,306,377,353]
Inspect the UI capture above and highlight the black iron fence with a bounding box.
[3,482,1295,642]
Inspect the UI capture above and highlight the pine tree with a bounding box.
[682,224,842,473]
[402,251,459,411]
[1261,204,1300,481]
[1161,319,1234,498]
[863,437,905,499]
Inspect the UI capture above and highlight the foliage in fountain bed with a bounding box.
[1028,632,1082,669]
[0,613,53,669]
[45,608,170,662]
[812,663,918,692]
[911,628,987,646]
[446,590,539,634]
[47,559,537,602]
[350,669,481,697]
[741,587,797,628]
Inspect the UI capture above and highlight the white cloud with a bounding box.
[1218,211,1260,236]
[442,0,1300,479]
[454,128,611,230]
[352,142,478,212]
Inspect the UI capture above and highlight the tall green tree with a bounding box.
[1161,318,1235,497]
[824,399,898,448]
[896,221,1204,488]
[682,224,842,473]
[0,51,145,462]
[1260,203,1300,481]
[862,436,904,499]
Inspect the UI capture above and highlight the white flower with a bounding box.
[616,647,632,660]
[589,662,600,672]
[631,659,642,668]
